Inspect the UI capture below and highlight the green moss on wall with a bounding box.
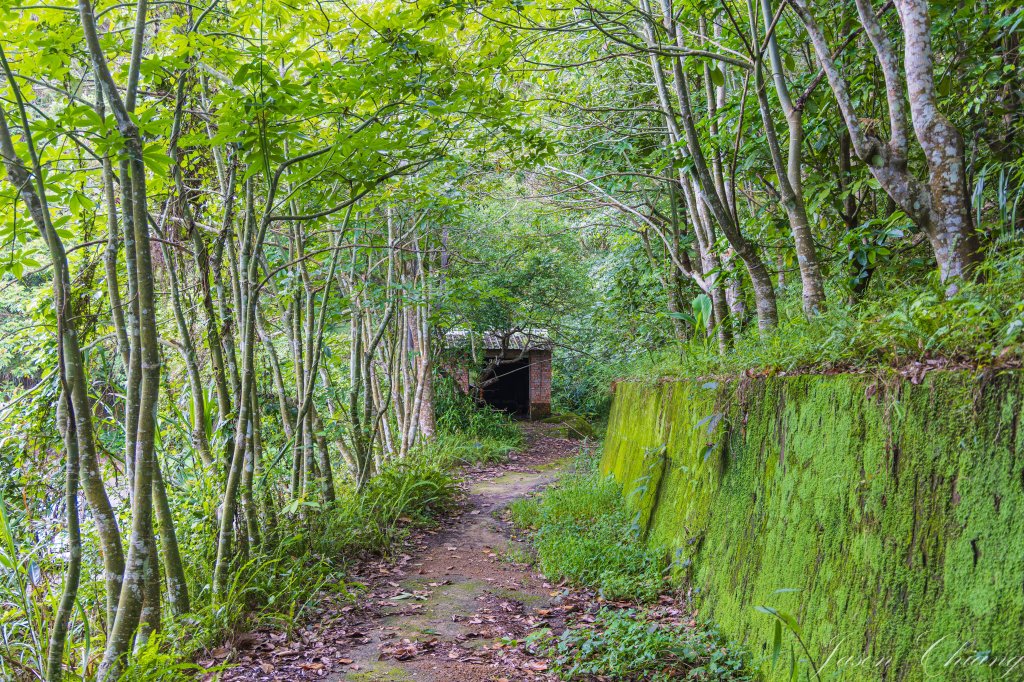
[601,372,1024,680]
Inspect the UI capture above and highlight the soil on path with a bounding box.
[220,423,586,682]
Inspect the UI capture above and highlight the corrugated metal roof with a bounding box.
[445,329,552,351]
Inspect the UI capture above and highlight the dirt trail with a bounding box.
[222,424,583,682]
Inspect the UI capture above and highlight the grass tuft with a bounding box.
[508,461,664,603]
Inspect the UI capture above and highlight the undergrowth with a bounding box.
[416,433,518,468]
[431,376,523,466]
[527,608,753,681]
[628,247,1024,380]
[84,457,461,681]
[510,457,752,680]
[507,460,664,603]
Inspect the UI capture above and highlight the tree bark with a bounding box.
[44,393,81,682]
[754,0,826,314]
[895,0,981,283]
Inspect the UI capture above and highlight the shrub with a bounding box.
[315,457,459,559]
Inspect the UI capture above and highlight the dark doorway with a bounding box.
[480,358,530,416]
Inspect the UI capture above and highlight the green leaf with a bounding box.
[755,605,803,637]
[142,144,172,176]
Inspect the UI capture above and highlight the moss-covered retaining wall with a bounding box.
[601,372,1024,680]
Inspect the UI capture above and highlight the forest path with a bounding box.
[222,423,583,682]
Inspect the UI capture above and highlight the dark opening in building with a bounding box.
[444,329,552,420]
[480,357,531,416]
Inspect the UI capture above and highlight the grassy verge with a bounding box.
[508,464,663,602]
[508,458,752,680]
[120,457,463,680]
[624,247,1024,381]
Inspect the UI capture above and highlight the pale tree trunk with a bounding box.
[641,0,778,329]
[681,177,731,350]
[416,260,436,441]
[99,97,129,370]
[240,382,260,550]
[288,294,304,497]
[370,352,396,457]
[213,179,260,597]
[790,0,980,288]
[643,34,733,339]
[312,404,336,505]
[216,230,242,406]
[83,0,164,671]
[752,0,826,315]
[287,219,343,503]
[895,0,980,282]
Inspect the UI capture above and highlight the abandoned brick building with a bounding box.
[445,330,552,419]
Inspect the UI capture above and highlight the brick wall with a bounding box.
[528,350,552,419]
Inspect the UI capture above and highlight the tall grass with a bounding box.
[428,376,523,466]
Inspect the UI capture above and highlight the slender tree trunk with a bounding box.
[256,304,294,441]
[153,459,189,615]
[0,58,126,641]
[642,0,778,329]
[164,245,213,468]
[213,184,261,596]
[44,393,81,682]
[754,0,826,315]
[81,2,165,672]
[190,167,234,428]
[249,381,266,548]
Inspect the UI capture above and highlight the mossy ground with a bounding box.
[602,371,1024,680]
